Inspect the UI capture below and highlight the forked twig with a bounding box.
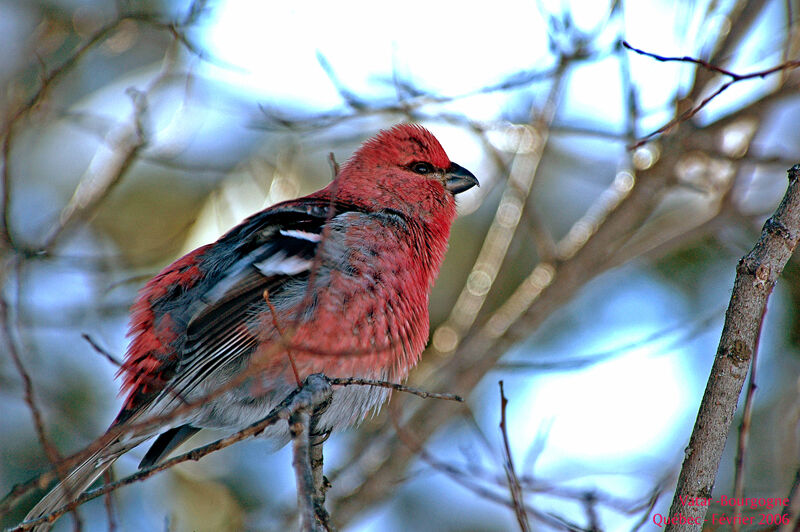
[622,41,800,147]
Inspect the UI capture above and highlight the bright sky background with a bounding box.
[12,0,780,529]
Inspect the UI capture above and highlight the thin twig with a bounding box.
[329,377,463,402]
[308,384,334,531]
[582,492,600,532]
[263,288,301,387]
[385,400,584,531]
[498,381,531,532]
[630,480,668,532]
[310,434,334,531]
[623,41,752,78]
[622,41,800,147]
[731,309,764,531]
[495,307,722,373]
[0,267,62,471]
[0,259,80,529]
[101,469,117,532]
[327,152,340,179]
[81,333,122,367]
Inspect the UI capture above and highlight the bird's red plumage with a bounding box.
[355,124,452,170]
[117,124,463,418]
[248,212,438,385]
[23,124,478,530]
[21,125,477,519]
[119,245,211,410]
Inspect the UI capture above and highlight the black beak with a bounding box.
[444,162,479,195]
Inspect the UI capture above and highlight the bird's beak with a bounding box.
[444,162,479,195]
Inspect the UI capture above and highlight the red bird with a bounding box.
[24,124,478,527]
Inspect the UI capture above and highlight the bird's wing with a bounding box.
[115,197,362,423]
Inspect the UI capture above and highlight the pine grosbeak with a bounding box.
[23,124,478,528]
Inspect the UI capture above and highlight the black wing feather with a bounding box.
[151,199,364,409]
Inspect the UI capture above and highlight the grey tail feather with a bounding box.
[21,438,143,532]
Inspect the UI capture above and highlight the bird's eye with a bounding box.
[411,162,435,174]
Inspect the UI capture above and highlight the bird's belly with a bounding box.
[191,371,389,435]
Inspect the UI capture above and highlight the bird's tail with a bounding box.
[21,436,143,532]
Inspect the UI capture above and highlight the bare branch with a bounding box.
[290,409,318,532]
[665,164,800,531]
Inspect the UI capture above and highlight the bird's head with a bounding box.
[333,124,479,216]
